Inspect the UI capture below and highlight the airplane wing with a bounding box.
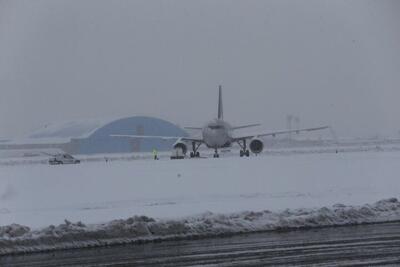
[232,124,261,130]
[110,135,204,143]
[184,127,203,130]
[232,126,330,141]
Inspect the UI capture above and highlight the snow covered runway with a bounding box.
[0,150,399,229]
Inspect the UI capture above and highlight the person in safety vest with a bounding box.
[153,149,158,160]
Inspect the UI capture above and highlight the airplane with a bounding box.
[111,86,329,158]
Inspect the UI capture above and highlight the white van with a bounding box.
[49,153,80,165]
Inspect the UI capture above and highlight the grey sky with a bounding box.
[0,0,399,138]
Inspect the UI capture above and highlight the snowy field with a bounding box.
[1,149,400,254]
[1,149,400,228]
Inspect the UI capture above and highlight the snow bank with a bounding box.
[1,198,400,255]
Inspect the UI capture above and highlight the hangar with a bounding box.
[0,116,188,155]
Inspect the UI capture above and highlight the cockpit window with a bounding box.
[209,125,223,130]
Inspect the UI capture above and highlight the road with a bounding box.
[2,222,400,266]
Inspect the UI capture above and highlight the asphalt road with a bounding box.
[2,222,400,266]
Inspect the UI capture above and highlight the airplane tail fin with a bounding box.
[218,85,223,120]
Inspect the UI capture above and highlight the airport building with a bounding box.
[0,116,188,156]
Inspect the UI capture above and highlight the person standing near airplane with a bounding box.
[153,148,158,160]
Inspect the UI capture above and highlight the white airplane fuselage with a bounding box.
[111,85,328,158]
[202,119,233,148]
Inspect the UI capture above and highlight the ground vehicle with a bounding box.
[49,153,80,165]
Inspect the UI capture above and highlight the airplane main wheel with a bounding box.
[190,152,194,158]
[245,150,250,157]
[196,152,200,157]
[213,154,219,158]
[240,150,244,157]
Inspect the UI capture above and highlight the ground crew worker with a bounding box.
[153,149,158,160]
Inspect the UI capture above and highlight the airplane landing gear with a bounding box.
[238,139,250,157]
[213,148,219,158]
[190,151,201,158]
[240,149,250,157]
[190,142,202,158]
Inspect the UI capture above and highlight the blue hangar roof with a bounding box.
[4,116,188,154]
[74,116,188,154]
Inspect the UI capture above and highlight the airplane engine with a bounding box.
[249,138,264,154]
[173,141,188,155]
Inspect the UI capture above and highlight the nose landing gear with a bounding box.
[213,148,220,158]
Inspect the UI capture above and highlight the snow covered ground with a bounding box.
[1,149,400,228]
[2,198,400,255]
[0,149,400,254]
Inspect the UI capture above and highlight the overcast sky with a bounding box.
[0,0,399,138]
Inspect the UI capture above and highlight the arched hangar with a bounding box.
[72,116,188,154]
[0,116,188,155]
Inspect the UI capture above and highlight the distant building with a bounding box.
[0,116,188,155]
